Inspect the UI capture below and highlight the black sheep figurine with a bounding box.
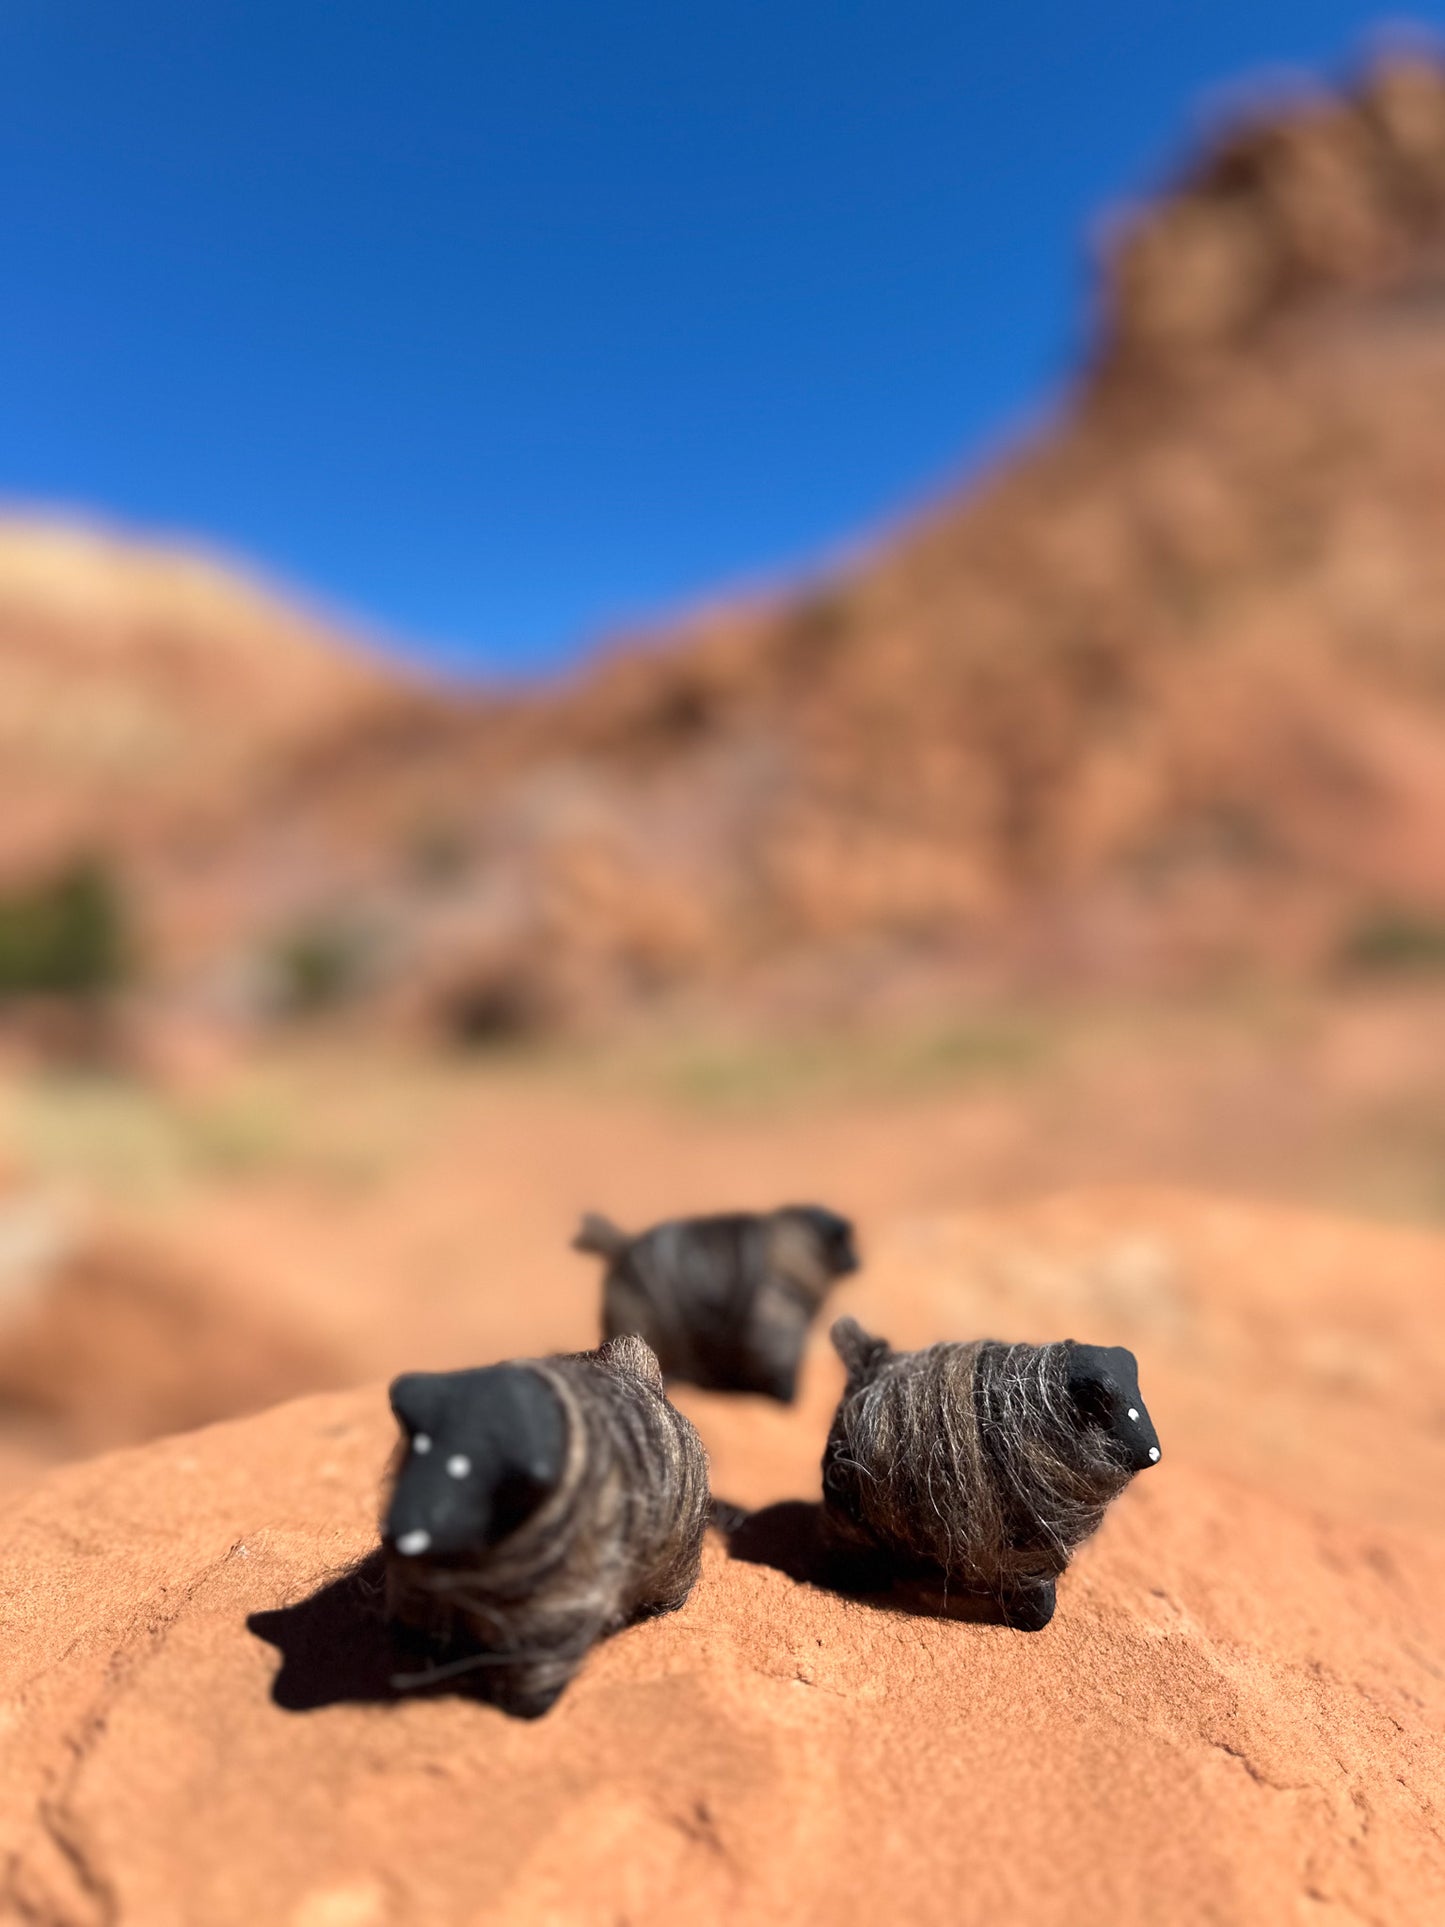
[820,1317,1161,1629]
[382,1332,709,1716]
[573,1204,859,1402]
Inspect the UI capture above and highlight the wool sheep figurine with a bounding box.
[382,1332,709,1716]
[573,1204,859,1402]
[820,1317,1161,1629]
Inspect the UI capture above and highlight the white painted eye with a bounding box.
[1127,1409,1139,1422]
[446,1454,472,1479]
[1148,1446,1160,1462]
[412,1433,432,1455]
[396,1529,432,1556]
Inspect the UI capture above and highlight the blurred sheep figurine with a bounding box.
[383,1333,708,1716]
[820,1317,1161,1628]
[573,1204,859,1402]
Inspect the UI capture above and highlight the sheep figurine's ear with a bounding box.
[596,1331,665,1391]
[830,1316,893,1386]
[389,1370,446,1439]
[573,1213,630,1261]
[1063,1342,1161,1475]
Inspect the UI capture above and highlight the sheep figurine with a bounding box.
[382,1332,708,1716]
[573,1204,859,1402]
[820,1317,1161,1628]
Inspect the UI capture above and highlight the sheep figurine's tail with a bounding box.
[572,1212,631,1261]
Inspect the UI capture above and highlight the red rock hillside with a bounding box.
[10,56,1445,1032]
[0,521,400,865]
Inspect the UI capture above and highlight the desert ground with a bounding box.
[2,979,1445,1473]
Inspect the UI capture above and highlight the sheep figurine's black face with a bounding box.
[1063,1342,1161,1475]
[782,1205,861,1280]
[385,1364,567,1563]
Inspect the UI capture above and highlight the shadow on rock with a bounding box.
[248,1549,504,1711]
[720,1499,1030,1627]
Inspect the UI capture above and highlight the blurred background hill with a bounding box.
[6,57,1445,1044]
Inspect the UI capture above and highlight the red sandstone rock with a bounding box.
[0,1191,1442,1925]
[0,1383,1440,1924]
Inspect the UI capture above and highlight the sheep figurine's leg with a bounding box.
[493,1649,587,1721]
[999,1577,1057,1631]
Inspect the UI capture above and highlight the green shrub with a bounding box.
[0,857,128,1001]
[404,818,473,890]
[269,917,371,1017]
[1338,908,1445,976]
[435,968,545,1048]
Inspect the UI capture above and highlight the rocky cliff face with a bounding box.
[423,53,1445,1025]
[1100,57,1445,374]
[234,53,1445,1031]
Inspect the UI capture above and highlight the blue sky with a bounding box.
[1,3,1440,672]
